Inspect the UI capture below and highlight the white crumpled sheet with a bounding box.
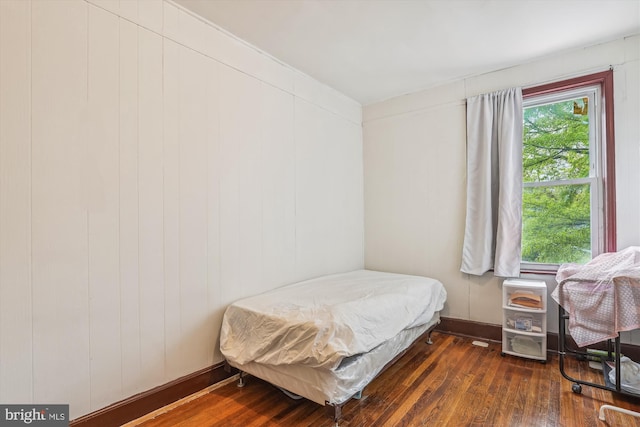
[220,269,447,370]
[552,246,640,347]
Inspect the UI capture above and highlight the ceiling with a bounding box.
[174,0,640,105]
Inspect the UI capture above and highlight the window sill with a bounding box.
[520,268,558,276]
[520,263,560,276]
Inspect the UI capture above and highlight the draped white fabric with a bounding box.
[461,88,523,277]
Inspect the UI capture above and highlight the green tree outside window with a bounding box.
[522,98,592,264]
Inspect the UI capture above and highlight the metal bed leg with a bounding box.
[325,403,343,427]
[426,332,433,345]
[237,371,246,388]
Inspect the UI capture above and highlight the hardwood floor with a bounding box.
[131,332,640,426]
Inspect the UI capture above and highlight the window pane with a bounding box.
[521,184,591,264]
[523,98,590,183]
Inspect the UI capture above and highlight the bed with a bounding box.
[220,269,447,424]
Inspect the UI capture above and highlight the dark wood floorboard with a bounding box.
[134,332,640,426]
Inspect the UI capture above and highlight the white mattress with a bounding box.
[221,269,447,370]
[230,315,441,406]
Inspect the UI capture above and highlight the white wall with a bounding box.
[0,0,363,419]
[364,35,640,337]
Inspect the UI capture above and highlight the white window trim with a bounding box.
[521,84,605,272]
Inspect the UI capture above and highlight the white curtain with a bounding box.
[461,87,523,277]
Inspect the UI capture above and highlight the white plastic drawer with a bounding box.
[505,287,545,311]
[505,332,544,358]
[504,310,545,334]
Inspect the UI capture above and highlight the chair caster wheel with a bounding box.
[572,383,582,394]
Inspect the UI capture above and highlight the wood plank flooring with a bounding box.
[131,332,640,426]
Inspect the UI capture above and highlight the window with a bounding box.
[521,71,616,272]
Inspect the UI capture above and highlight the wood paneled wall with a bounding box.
[0,0,363,420]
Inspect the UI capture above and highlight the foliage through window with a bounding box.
[521,71,615,271]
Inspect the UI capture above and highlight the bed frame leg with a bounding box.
[426,332,433,345]
[326,403,343,426]
[237,371,246,388]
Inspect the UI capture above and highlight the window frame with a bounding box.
[520,70,616,274]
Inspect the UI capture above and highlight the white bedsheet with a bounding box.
[220,270,447,370]
[232,316,440,406]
